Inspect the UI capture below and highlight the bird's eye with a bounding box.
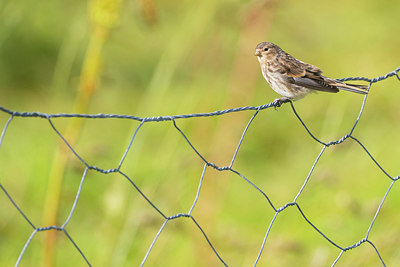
[263,47,269,52]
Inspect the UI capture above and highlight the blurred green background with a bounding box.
[1,0,399,266]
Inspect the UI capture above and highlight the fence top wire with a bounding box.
[0,65,399,266]
[0,66,399,122]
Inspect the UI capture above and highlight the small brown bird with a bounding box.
[254,42,367,106]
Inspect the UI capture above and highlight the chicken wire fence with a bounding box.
[1,66,400,266]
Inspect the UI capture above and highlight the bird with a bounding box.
[254,42,367,106]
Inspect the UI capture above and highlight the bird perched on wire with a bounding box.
[254,42,367,106]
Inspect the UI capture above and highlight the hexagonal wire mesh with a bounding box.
[1,66,399,266]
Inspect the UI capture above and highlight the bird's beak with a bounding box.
[254,50,262,57]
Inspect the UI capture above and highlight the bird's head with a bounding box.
[254,42,280,63]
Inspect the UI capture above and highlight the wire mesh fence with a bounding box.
[1,65,399,266]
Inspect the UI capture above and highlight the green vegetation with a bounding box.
[0,0,399,266]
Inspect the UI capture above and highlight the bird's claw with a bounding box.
[273,97,290,110]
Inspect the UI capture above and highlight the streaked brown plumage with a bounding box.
[254,42,367,105]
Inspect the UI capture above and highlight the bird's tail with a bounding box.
[335,81,368,94]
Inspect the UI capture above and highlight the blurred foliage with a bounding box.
[0,0,400,266]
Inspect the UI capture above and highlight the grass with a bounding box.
[0,0,400,266]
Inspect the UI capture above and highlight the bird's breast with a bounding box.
[261,64,309,99]
[261,66,292,97]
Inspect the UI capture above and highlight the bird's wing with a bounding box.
[278,54,367,94]
[278,55,339,93]
[291,76,339,93]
